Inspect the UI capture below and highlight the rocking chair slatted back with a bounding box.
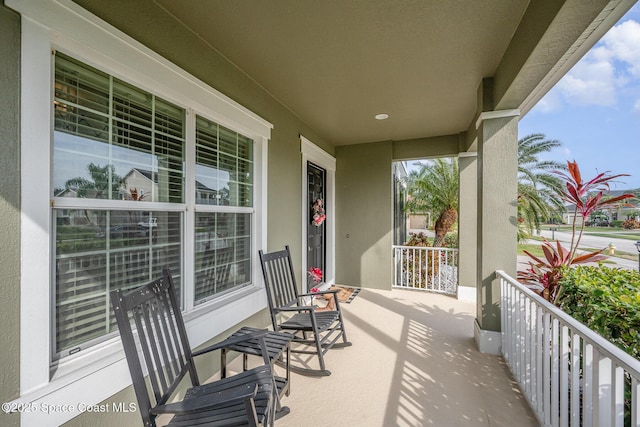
[111,270,199,422]
[258,245,352,376]
[259,246,299,326]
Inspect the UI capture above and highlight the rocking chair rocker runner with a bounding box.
[110,269,286,427]
[259,246,352,376]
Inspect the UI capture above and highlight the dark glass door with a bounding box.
[307,162,326,288]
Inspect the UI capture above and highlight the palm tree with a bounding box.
[517,133,566,239]
[64,163,124,200]
[405,158,458,247]
[64,163,124,225]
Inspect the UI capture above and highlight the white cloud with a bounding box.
[553,18,640,108]
[601,20,640,77]
[557,60,617,106]
[535,88,562,113]
[634,99,640,113]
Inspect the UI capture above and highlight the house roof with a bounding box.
[125,168,158,183]
[145,0,634,146]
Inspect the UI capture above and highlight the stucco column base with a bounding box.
[474,319,501,355]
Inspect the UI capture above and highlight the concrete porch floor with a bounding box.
[270,287,538,427]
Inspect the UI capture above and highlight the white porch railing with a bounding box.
[392,245,458,295]
[498,270,640,427]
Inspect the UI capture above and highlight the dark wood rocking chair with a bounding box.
[258,246,352,376]
[110,269,286,427]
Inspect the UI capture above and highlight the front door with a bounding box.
[307,162,326,289]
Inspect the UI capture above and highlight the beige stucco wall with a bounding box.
[335,142,393,290]
[0,4,21,427]
[476,114,519,332]
[458,154,478,298]
[0,1,334,425]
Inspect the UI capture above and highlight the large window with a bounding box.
[13,3,271,421]
[193,116,254,305]
[52,53,255,358]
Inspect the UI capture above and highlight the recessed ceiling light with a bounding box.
[375,113,389,120]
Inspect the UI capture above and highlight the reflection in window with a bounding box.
[53,53,185,203]
[54,210,182,357]
[194,212,251,305]
[51,52,258,359]
[195,116,253,207]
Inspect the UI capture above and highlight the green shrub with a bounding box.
[557,266,640,360]
[611,220,623,228]
[443,232,458,248]
[405,232,430,246]
[403,232,437,286]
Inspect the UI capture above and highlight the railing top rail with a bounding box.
[497,269,640,377]
[392,245,457,251]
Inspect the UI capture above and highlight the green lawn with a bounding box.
[543,224,640,240]
[518,243,544,257]
[518,241,636,263]
[583,232,640,240]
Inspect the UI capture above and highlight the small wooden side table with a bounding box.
[220,326,293,398]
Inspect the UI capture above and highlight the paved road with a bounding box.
[409,227,640,271]
[536,228,639,270]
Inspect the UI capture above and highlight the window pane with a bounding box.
[53,53,185,202]
[194,212,251,305]
[195,116,253,207]
[54,209,182,356]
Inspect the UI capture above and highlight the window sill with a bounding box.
[9,285,267,425]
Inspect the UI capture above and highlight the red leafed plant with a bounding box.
[308,267,323,284]
[518,239,605,302]
[517,160,635,303]
[554,161,634,261]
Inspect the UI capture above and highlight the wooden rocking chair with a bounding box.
[259,246,351,376]
[110,269,284,427]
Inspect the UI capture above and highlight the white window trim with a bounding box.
[300,135,336,291]
[9,1,271,424]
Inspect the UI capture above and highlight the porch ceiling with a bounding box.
[109,0,632,147]
[156,0,529,145]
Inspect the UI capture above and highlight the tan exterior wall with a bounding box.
[476,114,518,333]
[335,142,393,290]
[5,1,332,425]
[0,4,21,427]
[408,214,429,230]
[458,154,478,298]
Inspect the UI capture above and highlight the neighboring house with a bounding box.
[409,213,432,231]
[1,1,635,426]
[561,189,640,225]
[121,168,158,201]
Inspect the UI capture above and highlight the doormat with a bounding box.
[330,286,360,303]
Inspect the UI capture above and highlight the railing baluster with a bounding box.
[596,351,612,426]
[392,245,458,295]
[551,318,559,427]
[571,332,581,427]
[536,305,543,415]
[560,324,569,427]
[614,365,624,427]
[543,311,551,426]
[496,270,640,427]
[632,377,639,427]
[584,343,593,427]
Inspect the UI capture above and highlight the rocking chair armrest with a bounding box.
[192,329,270,357]
[299,288,339,298]
[150,384,259,416]
[274,305,316,313]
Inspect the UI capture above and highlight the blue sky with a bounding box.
[519,3,640,190]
